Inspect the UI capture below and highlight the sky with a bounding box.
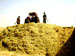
[0,0,75,27]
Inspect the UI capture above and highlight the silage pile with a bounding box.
[0,27,5,31]
[0,23,74,56]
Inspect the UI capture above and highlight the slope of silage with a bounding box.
[0,23,74,56]
[0,27,5,32]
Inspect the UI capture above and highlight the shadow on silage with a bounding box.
[56,28,75,56]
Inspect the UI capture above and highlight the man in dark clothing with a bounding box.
[43,12,47,23]
[17,16,20,24]
[34,16,40,23]
[25,17,31,23]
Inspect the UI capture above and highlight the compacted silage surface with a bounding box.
[0,23,74,56]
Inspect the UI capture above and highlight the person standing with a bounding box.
[43,12,47,23]
[17,16,20,24]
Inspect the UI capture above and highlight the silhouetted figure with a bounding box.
[34,13,40,23]
[17,16,20,24]
[43,12,47,23]
[25,17,31,23]
[34,16,40,23]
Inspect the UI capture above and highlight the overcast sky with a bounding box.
[0,0,75,27]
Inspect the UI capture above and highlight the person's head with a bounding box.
[44,12,45,15]
[27,17,30,19]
